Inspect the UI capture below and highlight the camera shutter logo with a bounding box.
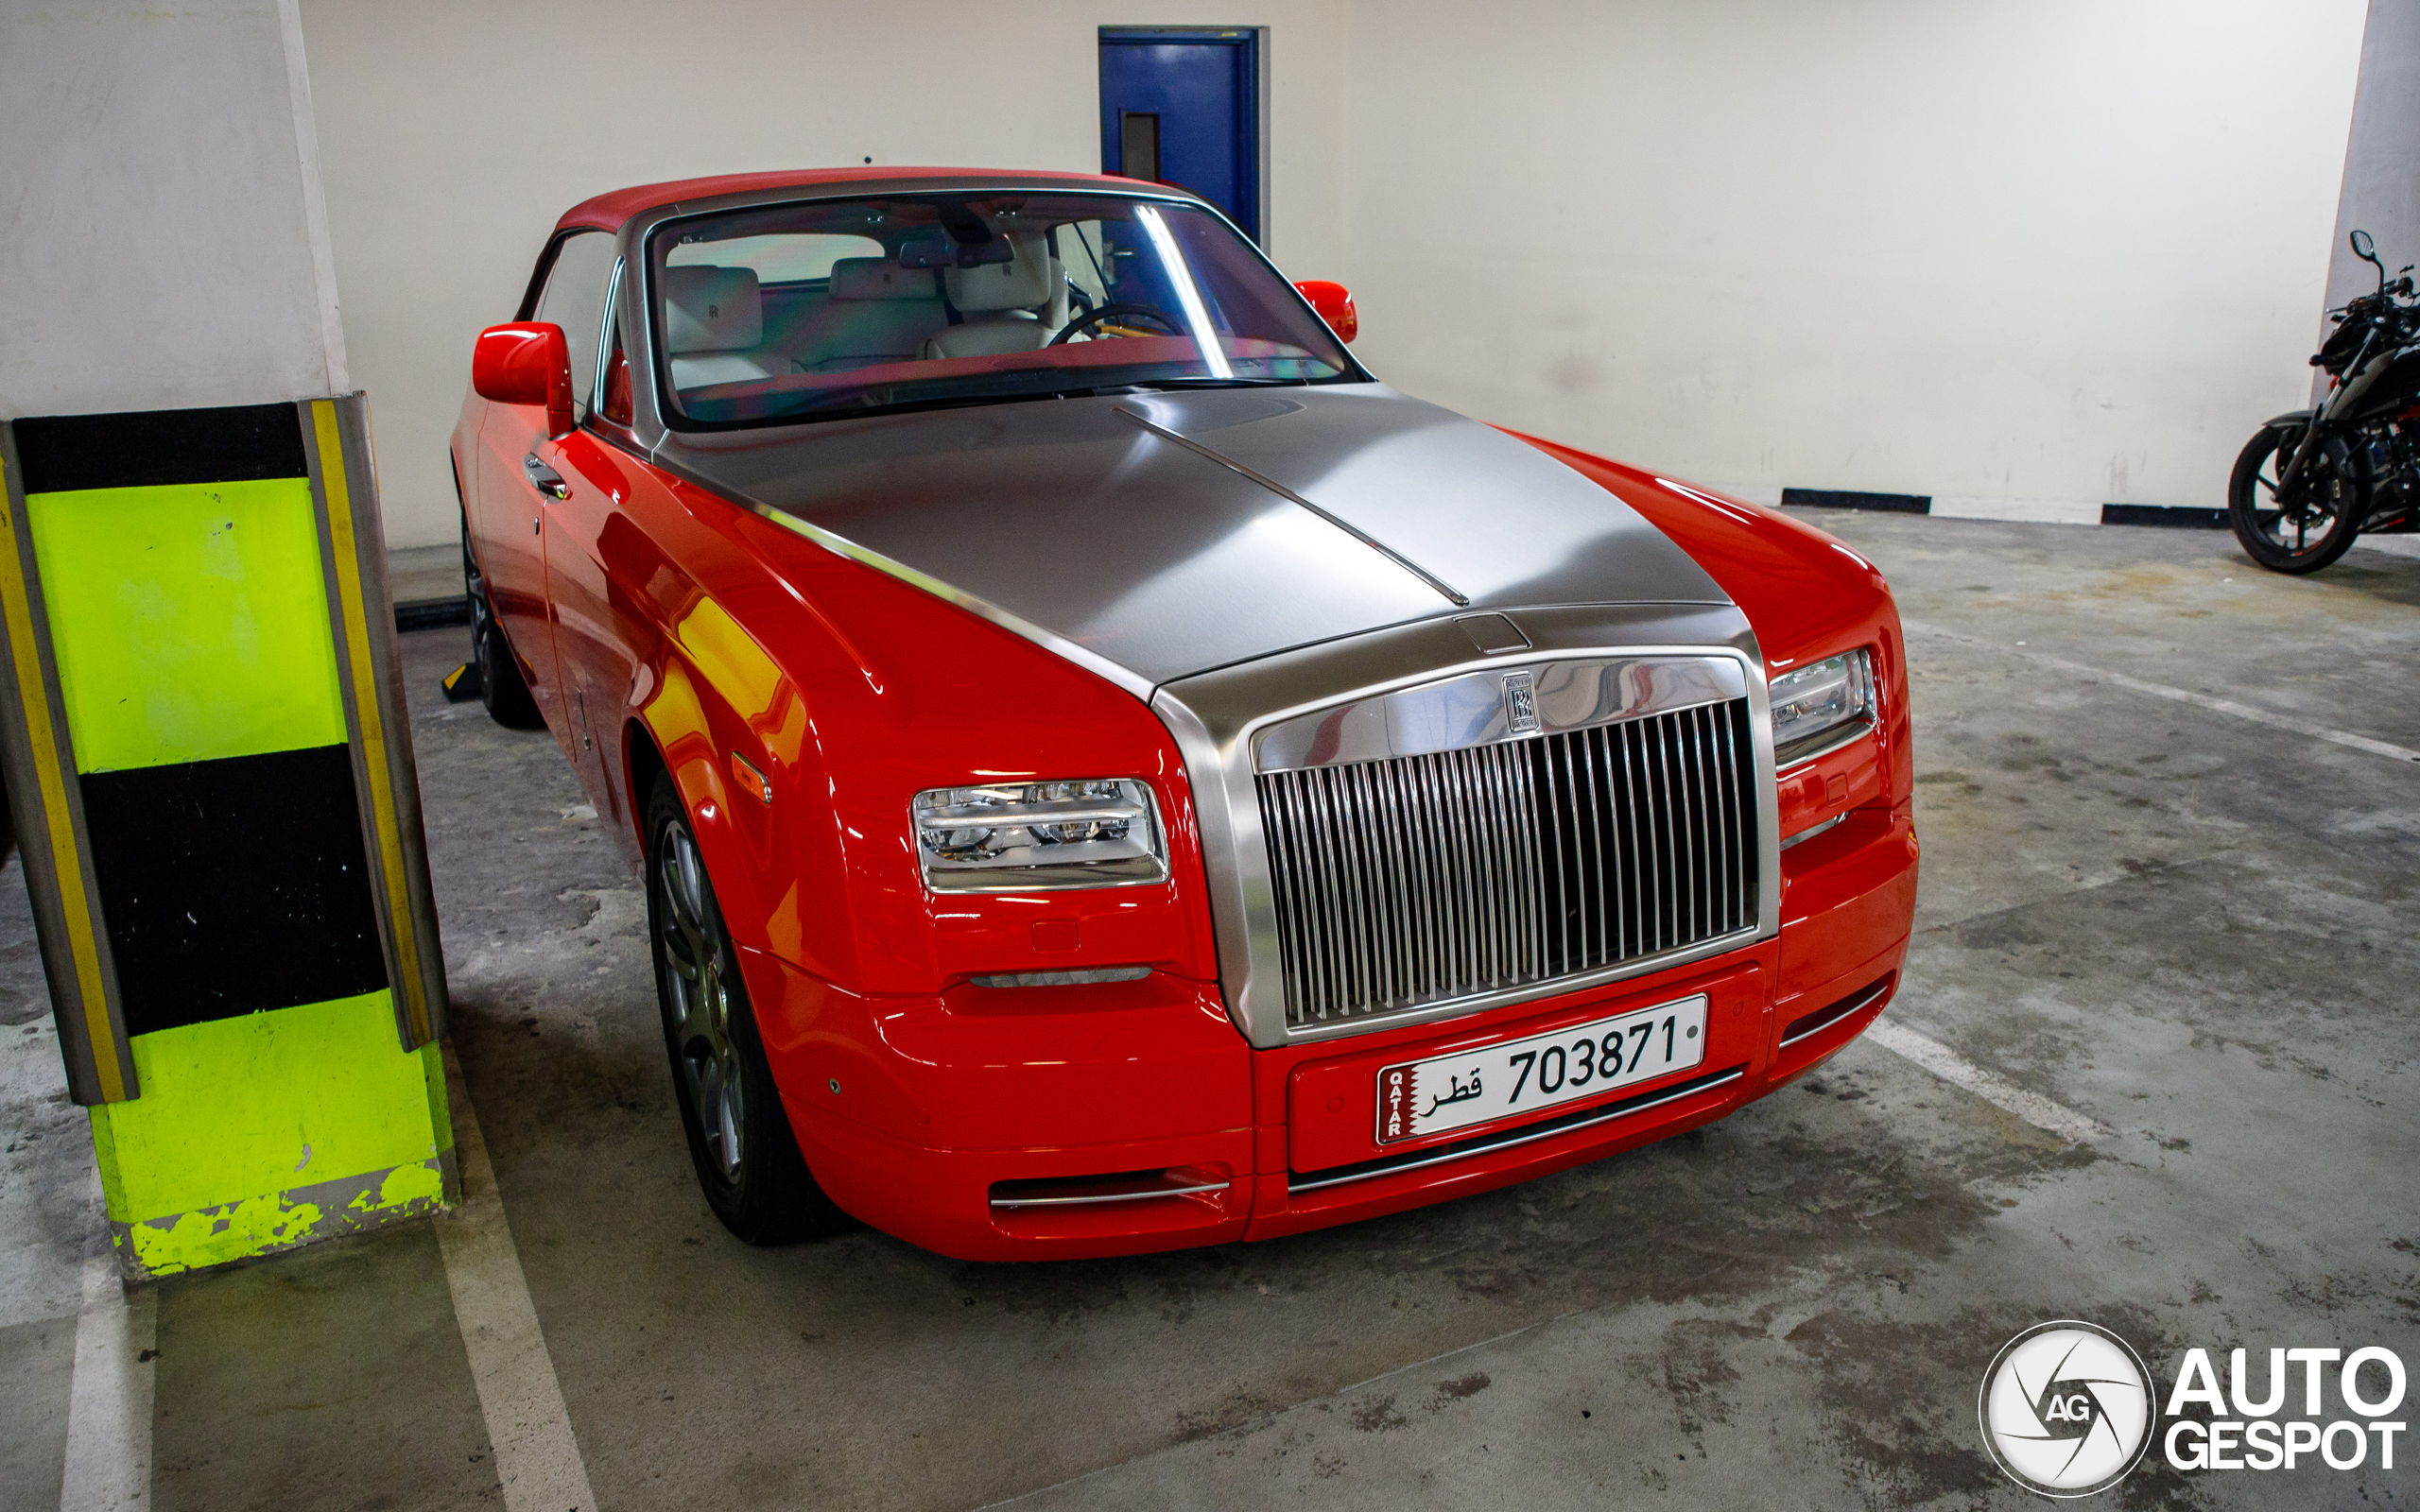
[1979,1321,2157,1497]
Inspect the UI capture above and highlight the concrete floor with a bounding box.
[3,511,2417,1510]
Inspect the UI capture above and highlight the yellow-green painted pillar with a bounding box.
[0,398,453,1277]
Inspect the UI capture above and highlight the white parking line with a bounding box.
[1865,1018,2112,1144]
[59,1175,154,1512]
[434,1043,596,1512]
[1903,621,2420,765]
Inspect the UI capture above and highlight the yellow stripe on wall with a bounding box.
[0,460,127,1100]
[310,402,429,1045]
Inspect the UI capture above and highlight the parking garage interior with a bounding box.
[3,4,2416,1509]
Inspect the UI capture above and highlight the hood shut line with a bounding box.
[1114,405,1470,608]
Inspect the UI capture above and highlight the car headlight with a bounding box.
[911,779,1167,891]
[1769,649,1875,766]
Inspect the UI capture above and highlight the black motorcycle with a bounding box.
[2230,230,2420,573]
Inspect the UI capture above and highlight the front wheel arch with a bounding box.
[622,717,669,864]
[642,771,850,1245]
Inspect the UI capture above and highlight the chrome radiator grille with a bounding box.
[1256,698,1759,1028]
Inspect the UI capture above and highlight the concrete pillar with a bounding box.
[2316,0,2420,392]
[0,0,452,1276]
[0,0,348,414]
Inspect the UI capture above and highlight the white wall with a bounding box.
[300,1,1350,548]
[0,0,346,419]
[1334,0,2368,509]
[302,0,2368,541]
[2317,0,2420,391]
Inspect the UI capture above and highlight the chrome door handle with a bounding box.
[523,454,571,501]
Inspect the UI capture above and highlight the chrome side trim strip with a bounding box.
[1288,1065,1746,1194]
[1113,405,1467,607]
[735,496,1158,699]
[989,1178,1232,1210]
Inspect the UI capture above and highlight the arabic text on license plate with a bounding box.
[1375,994,1709,1144]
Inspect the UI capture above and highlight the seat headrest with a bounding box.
[662,266,762,353]
[943,232,1060,313]
[829,258,937,301]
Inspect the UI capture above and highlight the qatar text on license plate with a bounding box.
[1375,993,1709,1144]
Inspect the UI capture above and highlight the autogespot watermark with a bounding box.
[1979,1320,2408,1498]
[1979,1322,2157,1496]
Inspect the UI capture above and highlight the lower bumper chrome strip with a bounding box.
[1287,1064,1747,1194]
[1779,975,1894,1048]
[989,1176,1231,1210]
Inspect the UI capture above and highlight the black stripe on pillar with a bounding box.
[12,403,309,495]
[78,744,389,1037]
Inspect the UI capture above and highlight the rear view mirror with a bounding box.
[897,236,1013,270]
[472,322,576,438]
[1294,280,1357,344]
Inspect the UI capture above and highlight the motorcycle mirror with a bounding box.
[2351,229,2387,294]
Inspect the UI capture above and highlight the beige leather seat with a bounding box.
[662,266,796,388]
[919,232,1068,359]
[790,258,950,371]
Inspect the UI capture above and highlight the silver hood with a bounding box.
[652,383,1731,694]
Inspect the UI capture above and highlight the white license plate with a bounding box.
[1376,994,1709,1144]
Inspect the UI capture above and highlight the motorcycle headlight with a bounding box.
[1769,649,1875,766]
[911,779,1167,891]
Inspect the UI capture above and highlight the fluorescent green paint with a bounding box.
[359,1157,447,1215]
[90,990,451,1231]
[124,1190,327,1274]
[26,477,347,772]
[117,1156,454,1275]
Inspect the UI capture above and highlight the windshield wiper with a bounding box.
[685,373,1322,432]
[1124,376,1309,390]
[762,385,1132,425]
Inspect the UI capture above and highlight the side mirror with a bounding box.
[1294,280,1357,344]
[2350,229,2388,294]
[472,322,576,438]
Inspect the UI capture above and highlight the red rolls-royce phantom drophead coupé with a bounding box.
[453,166,1918,1261]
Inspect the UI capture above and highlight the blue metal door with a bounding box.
[1098,29,1260,242]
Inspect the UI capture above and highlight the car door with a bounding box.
[535,268,648,830]
[475,228,617,745]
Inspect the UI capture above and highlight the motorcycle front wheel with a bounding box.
[2228,424,2364,574]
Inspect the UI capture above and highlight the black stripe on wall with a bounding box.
[12,403,309,495]
[2100,504,2229,529]
[1780,489,1933,514]
[79,744,388,1037]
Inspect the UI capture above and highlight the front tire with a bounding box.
[2229,423,2364,574]
[645,776,848,1245]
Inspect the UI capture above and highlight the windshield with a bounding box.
[647,192,1358,427]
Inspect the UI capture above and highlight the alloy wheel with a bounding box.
[2247,435,2351,555]
[655,821,745,1181]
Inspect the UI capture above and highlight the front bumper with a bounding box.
[758,802,1918,1263]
